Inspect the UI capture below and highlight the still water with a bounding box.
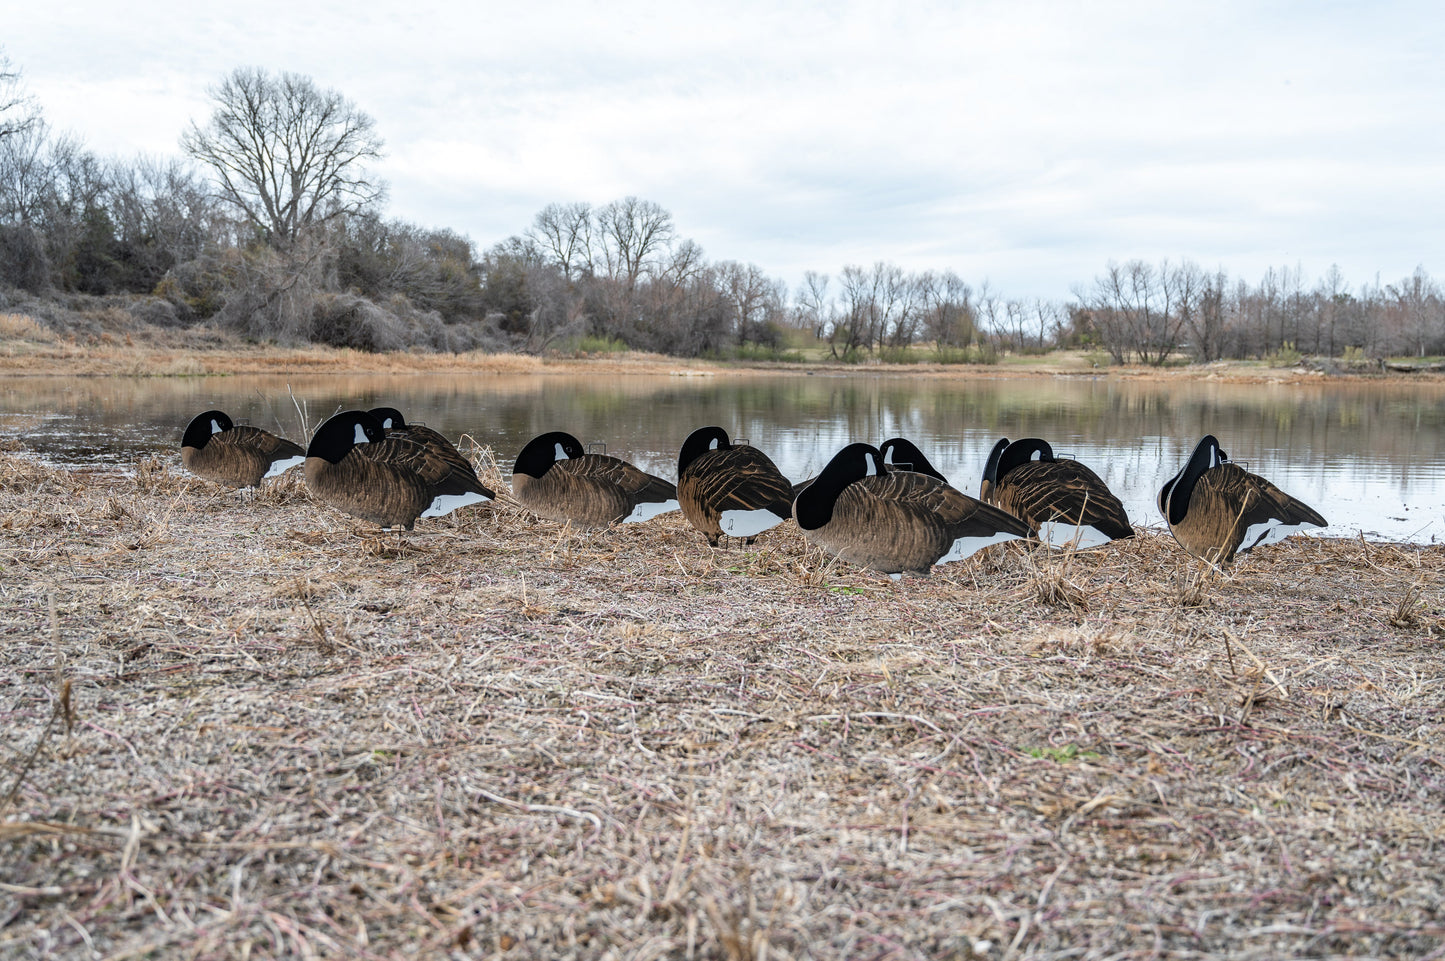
[1,371,1442,543]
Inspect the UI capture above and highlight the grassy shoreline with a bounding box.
[2,450,1442,959]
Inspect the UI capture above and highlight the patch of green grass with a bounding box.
[711,344,806,363]
[562,334,631,355]
[1024,744,1100,763]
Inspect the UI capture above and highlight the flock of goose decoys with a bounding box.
[180,408,1329,577]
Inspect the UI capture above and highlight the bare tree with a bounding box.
[595,196,673,289]
[796,271,833,340]
[529,201,594,280]
[0,120,56,224]
[1082,260,1187,365]
[0,48,38,142]
[1182,265,1230,362]
[1387,266,1444,357]
[182,68,385,247]
[976,280,1005,351]
[919,271,975,349]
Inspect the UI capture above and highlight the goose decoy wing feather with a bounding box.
[811,473,1029,574]
[682,446,793,521]
[705,447,794,514]
[359,434,495,507]
[877,471,1031,557]
[563,454,677,499]
[995,459,1133,546]
[400,424,480,479]
[217,424,304,459]
[542,454,679,524]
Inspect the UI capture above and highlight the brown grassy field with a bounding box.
[2,448,1443,960]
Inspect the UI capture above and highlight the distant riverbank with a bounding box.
[4,319,1441,385]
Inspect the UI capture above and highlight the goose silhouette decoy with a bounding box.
[878,437,948,482]
[1158,434,1326,564]
[795,442,1031,578]
[368,407,481,483]
[181,410,305,488]
[304,410,495,531]
[512,431,679,529]
[677,426,795,546]
[980,437,1133,548]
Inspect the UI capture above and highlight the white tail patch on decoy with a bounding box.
[420,489,493,518]
[625,498,680,522]
[937,530,1023,566]
[719,507,785,537]
[1037,521,1113,550]
[263,454,306,478]
[1242,518,1318,551]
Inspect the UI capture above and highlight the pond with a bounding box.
[1,371,1442,544]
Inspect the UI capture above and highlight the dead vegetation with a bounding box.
[1,449,1443,960]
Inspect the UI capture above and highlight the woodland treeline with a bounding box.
[1,56,1442,364]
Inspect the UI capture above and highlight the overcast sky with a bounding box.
[7,0,1443,300]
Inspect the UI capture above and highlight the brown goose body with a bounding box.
[981,438,1133,548]
[677,426,794,546]
[1159,435,1326,564]
[305,410,494,530]
[512,431,678,529]
[180,410,305,488]
[796,443,1031,576]
[368,408,480,483]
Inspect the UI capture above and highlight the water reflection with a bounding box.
[2,371,1442,543]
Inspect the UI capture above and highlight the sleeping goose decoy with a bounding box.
[512,431,678,529]
[980,437,1133,548]
[795,442,1031,578]
[304,410,494,530]
[368,407,481,483]
[793,436,946,497]
[677,426,795,546]
[1158,434,1326,565]
[181,409,305,488]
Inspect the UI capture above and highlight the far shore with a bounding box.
[5,332,1445,384]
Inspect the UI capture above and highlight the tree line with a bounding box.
[1,53,1441,363]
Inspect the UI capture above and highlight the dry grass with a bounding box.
[2,449,1443,960]
[0,313,56,343]
[6,330,1440,386]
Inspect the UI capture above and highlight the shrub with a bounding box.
[1266,340,1302,367]
[0,225,51,294]
[931,343,1000,365]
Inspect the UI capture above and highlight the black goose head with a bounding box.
[368,407,407,430]
[995,438,1055,481]
[514,431,587,479]
[1159,434,1226,524]
[794,442,885,531]
[182,410,234,450]
[879,437,946,482]
[307,410,386,464]
[981,437,1010,488]
[679,426,731,476]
